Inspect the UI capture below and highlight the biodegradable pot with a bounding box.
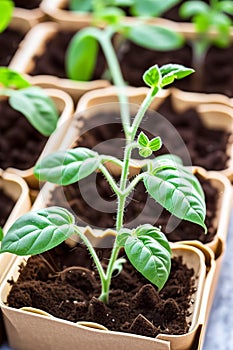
[0,238,212,350]
[13,5,44,24]
[9,22,110,102]
[0,11,37,67]
[0,170,31,284]
[40,0,178,28]
[5,88,74,188]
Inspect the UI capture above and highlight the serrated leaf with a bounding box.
[179,1,209,19]
[0,68,31,89]
[124,24,184,51]
[69,0,92,12]
[149,137,162,151]
[124,224,171,289]
[0,207,75,256]
[138,131,149,147]
[34,148,100,185]
[143,166,206,231]
[0,0,13,33]
[160,64,195,87]
[143,64,161,89]
[131,0,180,17]
[9,87,59,136]
[66,31,98,81]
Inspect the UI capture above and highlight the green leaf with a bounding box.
[149,137,162,151]
[0,68,31,89]
[116,228,132,247]
[0,0,13,33]
[124,24,184,51]
[139,148,152,158]
[66,31,98,81]
[143,166,207,231]
[95,7,125,24]
[160,64,195,87]
[131,0,180,17]
[0,207,75,256]
[216,1,233,15]
[69,0,92,12]
[124,224,171,289]
[179,1,209,19]
[143,64,161,92]
[34,148,100,185]
[138,131,149,147]
[9,87,59,136]
[0,227,4,241]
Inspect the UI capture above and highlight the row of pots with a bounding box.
[1,7,233,350]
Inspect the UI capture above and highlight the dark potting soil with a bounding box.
[0,28,25,66]
[13,0,42,9]
[0,188,15,227]
[7,242,195,337]
[0,100,48,170]
[30,30,106,80]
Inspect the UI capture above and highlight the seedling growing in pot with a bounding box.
[0,63,207,304]
[0,0,14,33]
[179,0,233,90]
[0,67,59,136]
[69,0,181,18]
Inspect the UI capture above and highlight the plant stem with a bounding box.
[73,226,107,298]
[99,163,121,196]
[98,27,131,139]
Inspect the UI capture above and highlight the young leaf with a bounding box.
[123,24,184,51]
[149,137,162,151]
[124,224,171,290]
[179,1,209,19]
[0,207,75,256]
[143,166,207,231]
[0,227,3,241]
[66,31,98,81]
[34,148,100,185]
[0,0,13,33]
[137,131,149,147]
[160,64,195,87]
[95,7,125,24]
[131,0,180,17]
[9,87,59,136]
[143,64,161,93]
[0,67,31,89]
[69,0,93,12]
[216,1,233,15]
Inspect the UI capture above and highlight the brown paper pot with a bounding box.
[0,170,31,283]
[13,6,44,24]
[5,88,74,188]
[40,0,178,29]
[9,22,110,102]
[0,240,210,350]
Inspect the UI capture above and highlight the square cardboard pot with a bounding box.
[5,88,74,189]
[0,170,31,283]
[0,240,210,350]
[9,22,110,102]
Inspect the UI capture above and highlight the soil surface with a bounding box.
[29,29,233,96]
[0,28,25,66]
[7,242,196,337]
[0,188,15,227]
[0,99,48,170]
[13,0,42,9]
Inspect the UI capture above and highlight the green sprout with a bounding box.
[179,0,233,90]
[0,0,14,33]
[0,68,59,136]
[0,63,207,304]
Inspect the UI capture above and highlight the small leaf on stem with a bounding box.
[0,207,75,255]
[0,68,31,89]
[160,64,195,87]
[34,148,100,185]
[179,1,209,19]
[137,131,149,147]
[0,0,13,33]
